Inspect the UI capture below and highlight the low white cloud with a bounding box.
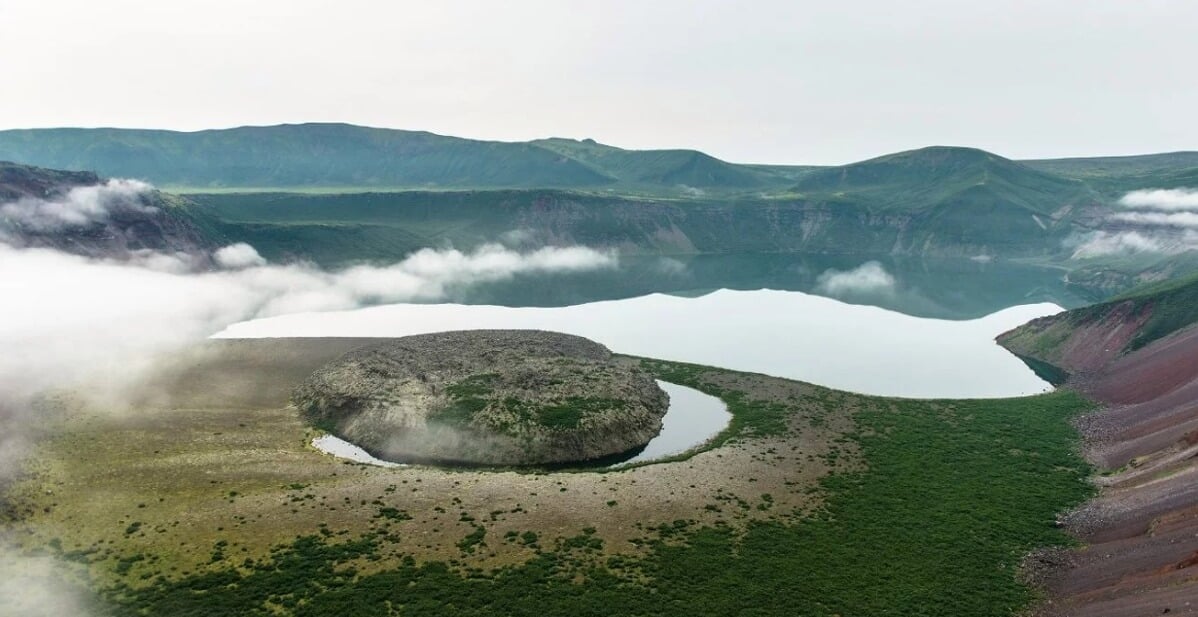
[1119,187,1198,211]
[814,261,896,296]
[0,549,95,617]
[0,237,615,613]
[214,242,268,268]
[0,239,616,475]
[0,179,154,231]
[1110,211,1198,228]
[1069,188,1198,258]
[1067,230,1198,258]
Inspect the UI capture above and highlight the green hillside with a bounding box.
[0,124,617,191]
[792,146,1094,214]
[0,124,1194,202]
[1025,151,1198,177]
[1000,269,1198,372]
[4,126,1198,299]
[2,123,1195,208]
[531,137,788,189]
[1108,270,1198,349]
[0,124,803,194]
[1023,151,1198,194]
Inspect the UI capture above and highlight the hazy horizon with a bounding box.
[2,121,1195,167]
[2,0,1195,165]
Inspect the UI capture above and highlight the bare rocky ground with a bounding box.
[1013,325,1198,616]
[293,330,669,466]
[1,338,856,587]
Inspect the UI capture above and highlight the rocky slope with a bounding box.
[998,275,1198,616]
[0,161,217,259]
[999,272,1198,372]
[292,330,669,466]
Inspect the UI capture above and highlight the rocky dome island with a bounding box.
[293,330,670,466]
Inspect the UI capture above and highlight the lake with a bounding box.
[419,253,1093,320]
[216,288,1059,399]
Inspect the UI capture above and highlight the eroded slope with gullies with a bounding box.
[292,330,669,465]
[999,275,1198,617]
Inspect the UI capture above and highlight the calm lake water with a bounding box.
[310,380,731,469]
[616,381,730,466]
[426,253,1093,320]
[217,288,1059,399]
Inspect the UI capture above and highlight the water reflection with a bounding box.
[445,254,1094,320]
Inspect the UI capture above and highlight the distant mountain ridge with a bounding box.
[2,125,1197,293]
[0,123,801,193]
[0,123,1192,198]
[791,145,1095,214]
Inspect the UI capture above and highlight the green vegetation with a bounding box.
[457,525,487,554]
[165,147,1124,274]
[637,358,793,443]
[531,137,783,190]
[444,374,501,400]
[5,127,1198,301]
[94,359,1093,617]
[436,373,632,432]
[435,374,501,426]
[1110,270,1198,349]
[4,123,1190,201]
[1007,269,1198,362]
[1024,151,1198,194]
[438,391,629,433]
[0,124,796,195]
[534,397,628,429]
[792,146,1093,214]
[175,147,1094,267]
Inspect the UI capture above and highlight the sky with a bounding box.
[0,0,1195,165]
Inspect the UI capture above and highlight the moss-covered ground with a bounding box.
[3,356,1092,616]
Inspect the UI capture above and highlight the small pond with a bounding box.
[311,380,731,469]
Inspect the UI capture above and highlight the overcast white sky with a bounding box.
[0,0,1194,164]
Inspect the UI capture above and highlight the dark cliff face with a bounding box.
[509,194,1071,258]
[0,162,99,201]
[190,189,1077,267]
[0,161,219,260]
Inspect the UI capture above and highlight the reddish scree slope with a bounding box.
[1015,324,1198,616]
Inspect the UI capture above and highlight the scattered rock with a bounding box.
[293,330,669,465]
